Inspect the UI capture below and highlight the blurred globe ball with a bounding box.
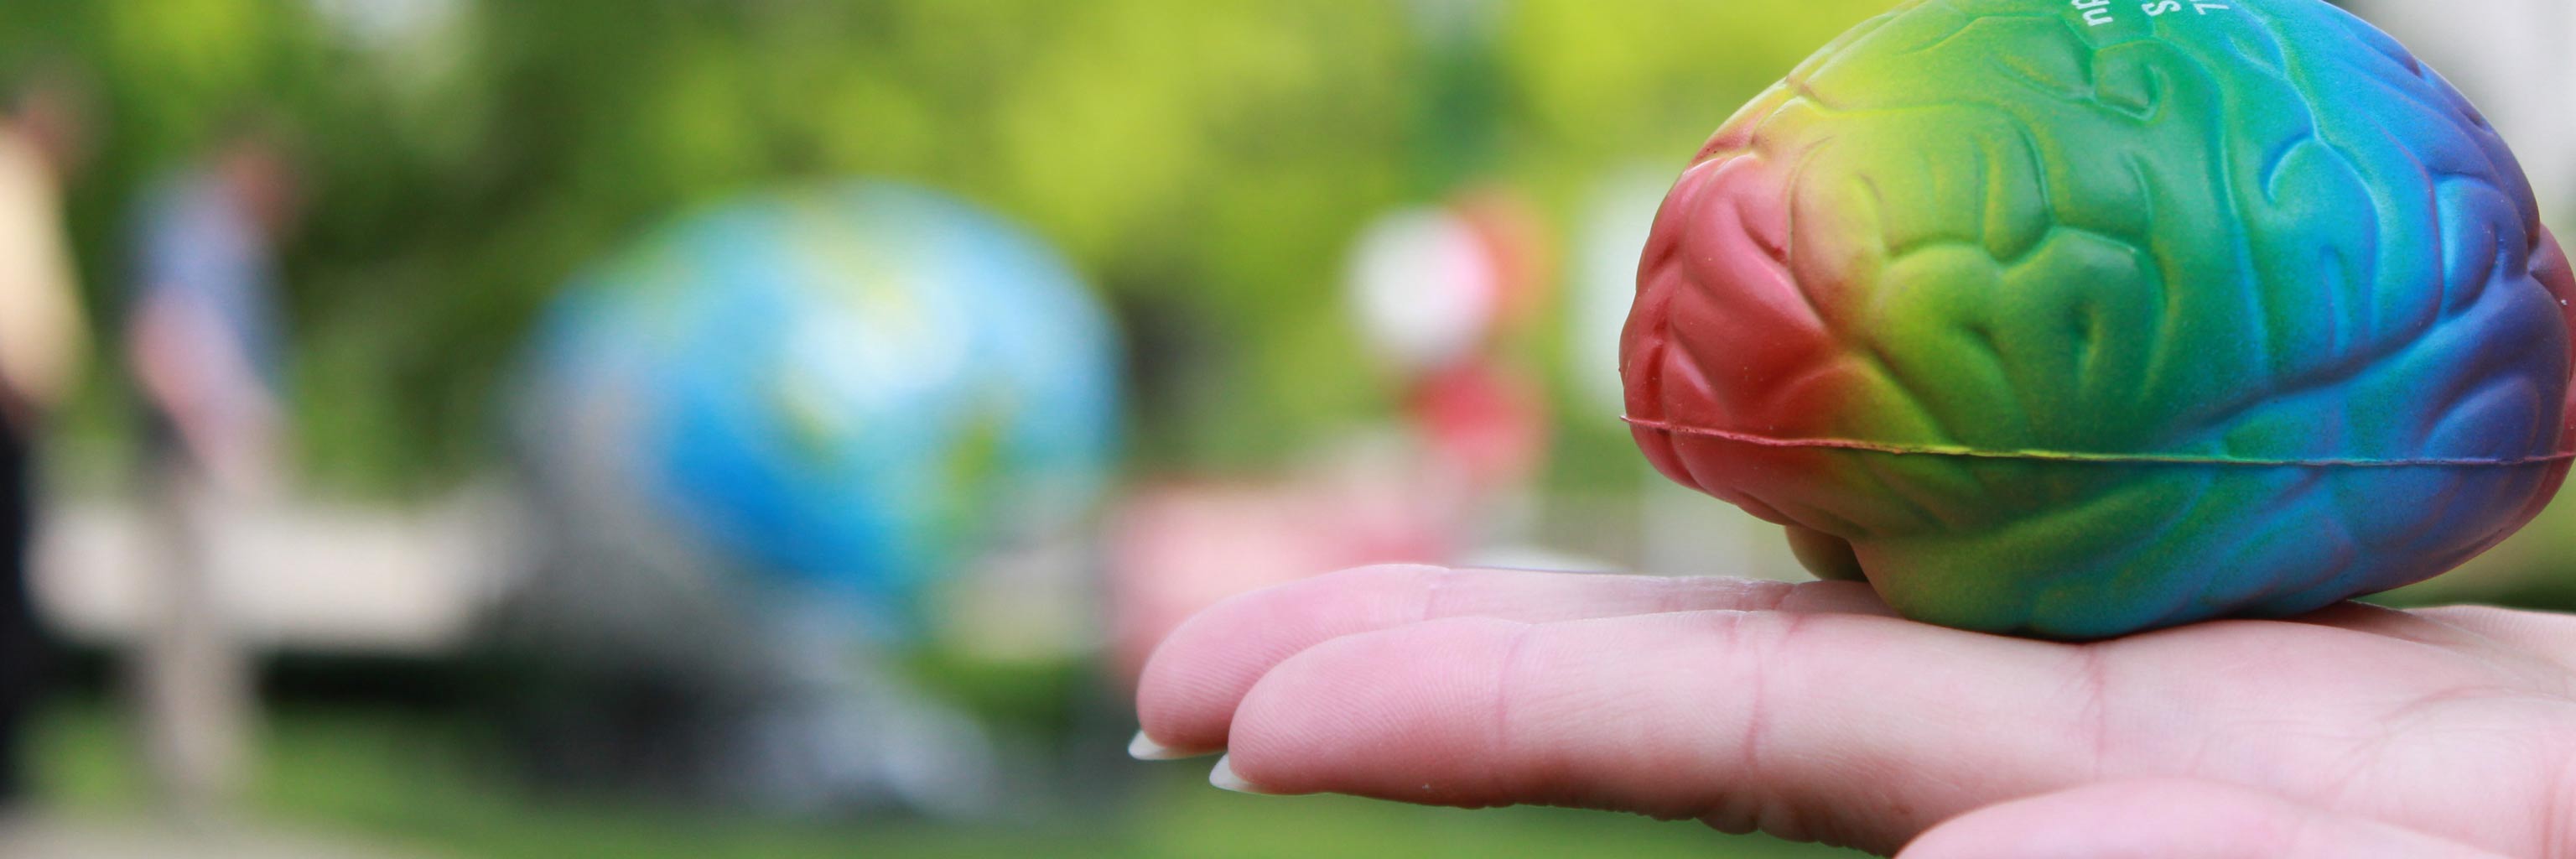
[1623,0,2576,638]
[518,182,1122,626]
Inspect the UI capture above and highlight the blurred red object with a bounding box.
[1108,358,1550,683]
[1407,357,1550,496]
[1451,186,1554,336]
[1107,456,1457,684]
[1114,185,1560,684]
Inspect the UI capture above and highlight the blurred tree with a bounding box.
[0,0,1894,494]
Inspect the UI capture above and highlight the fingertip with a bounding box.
[1129,730,1217,762]
[1134,563,1447,751]
[1226,616,1532,801]
[1209,754,1291,795]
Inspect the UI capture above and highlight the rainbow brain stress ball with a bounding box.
[1623,0,2576,638]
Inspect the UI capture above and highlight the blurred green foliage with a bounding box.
[34,699,1865,858]
[1,0,1890,493]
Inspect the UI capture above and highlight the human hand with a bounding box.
[1132,565,2576,857]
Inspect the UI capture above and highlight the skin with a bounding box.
[1134,564,2576,857]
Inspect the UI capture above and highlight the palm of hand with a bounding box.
[1134,565,2576,857]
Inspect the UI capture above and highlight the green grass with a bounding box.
[31,700,1862,858]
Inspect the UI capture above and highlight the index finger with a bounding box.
[1134,565,1893,757]
[1208,606,2548,855]
[1217,608,2086,852]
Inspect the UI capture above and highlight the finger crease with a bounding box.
[1490,622,1540,793]
[2072,646,2113,781]
[2536,738,2576,859]
[1733,613,1785,830]
[1753,580,1796,613]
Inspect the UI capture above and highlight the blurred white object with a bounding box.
[2348,0,2576,213]
[1344,207,1502,374]
[38,485,517,815]
[308,0,464,50]
[1567,167,1672,412]
[32,485,522,656]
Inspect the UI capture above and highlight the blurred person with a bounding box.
[0,70,94,805]
[1138,565,2576,857]
[129,127,293,492]
[122,123,298,814]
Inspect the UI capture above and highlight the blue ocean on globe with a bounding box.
[517,182,1123,623]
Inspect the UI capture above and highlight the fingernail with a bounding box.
[1129,730,1214,761]
[1208,754,1279,794]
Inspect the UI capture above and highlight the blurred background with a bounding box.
[0,1,2563,856]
